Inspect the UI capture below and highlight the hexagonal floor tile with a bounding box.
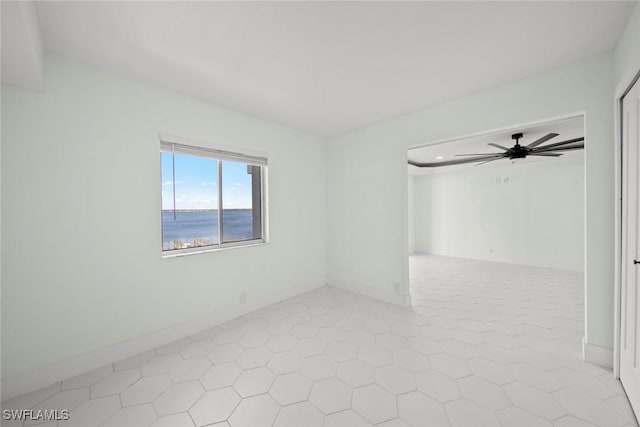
[430,353,471,379]
[100,404,156,427]
[408,336,442,355]
[154,381,204,416]
[457,376,510,411]
[237,347,273,369]
[358,345,393,367]
[30,388,90,416]
[180,340,215,359]
[503,382,567,420]
[121,375,171,406]
[266,335,298,352]
[508,363,563,392]
[91,369,141,397]
[300,355,337,381]
[441,340,481,360]
[466,357,515,385]
[200,362,243,390]
[495,407,552,427]
[233,367,276,397]
[63,396,121,427]
[228,394,280,427]
[324,409,371,427]
[346,329,375,346]
[398,391,449,427]
[312,314,337,327]
[415,370,461,403]
[317,326,347,342]
[337,359,375,388]
[214,328,245,345]
[239,331,270,348]
[295,338,327,357]
[150,413,196,427]
[291,324,318,338]
[267,351,305,374]
[352,384,397,424]
[393,349,430,372]
[189,387,240,426]
[169,358,211,383]
[208,343,244,364]
[269,372,312,405]
[308,378,352,414]
[362,319,389,334]
[273,402,324,427]
[445,398,500,427]
[390,322,422,337]
[376,365,416,395]
[376,332,408,351]
[326,341,358,362]
[552,388,626,427]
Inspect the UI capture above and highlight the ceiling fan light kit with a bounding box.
[409,132,585,168]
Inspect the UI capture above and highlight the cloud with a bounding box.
[163,180,183,186]
[200,181,217,187]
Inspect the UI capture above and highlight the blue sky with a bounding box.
[161,153,252,210]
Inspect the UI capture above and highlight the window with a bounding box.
[160,138,266,255]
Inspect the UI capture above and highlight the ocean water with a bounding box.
[162,210,254,250]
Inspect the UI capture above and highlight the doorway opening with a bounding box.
[406,115,587,357]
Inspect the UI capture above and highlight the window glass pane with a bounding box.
[161,152,219,250]
[222,161,262,243]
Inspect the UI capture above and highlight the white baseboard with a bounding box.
[1,281,326,401]
[582,338,613,368]
[329,281,411,307]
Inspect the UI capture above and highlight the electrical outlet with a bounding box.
[239,291,247,304]
[393,281,401,293]
[489,247,494,254]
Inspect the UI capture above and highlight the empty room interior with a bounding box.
[1,1,640,427]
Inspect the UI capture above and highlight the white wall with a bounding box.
[1,56,327,381]
[412,155,585,272]
[327,53,614,350]
[407,174,415,254]
[614,2,640,86]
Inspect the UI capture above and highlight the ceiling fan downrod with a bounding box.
[510,133,527,159]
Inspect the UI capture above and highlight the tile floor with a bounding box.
[2,255,638,427]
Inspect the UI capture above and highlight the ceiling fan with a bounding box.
[409,133,584,167]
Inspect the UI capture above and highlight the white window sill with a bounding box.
[161,239,267,258]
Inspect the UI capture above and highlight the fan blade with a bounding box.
[475,157,503,166]
[409,154,504,167]
[454,153,503,157]
[488,143,509,150]
[528,153,563,157]
[533,137,583,151]
[526,133,559,148]
[534,142,584,153]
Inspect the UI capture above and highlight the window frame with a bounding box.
[159,135,268,258]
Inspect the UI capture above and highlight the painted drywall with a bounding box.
[407,174,415,254]
[412,155,585,272]
[1,56,327,380]
[614,2,640,85]
[327,53,614,349]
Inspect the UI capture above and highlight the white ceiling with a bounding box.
[2,1,636,136]
[408,115,585,174]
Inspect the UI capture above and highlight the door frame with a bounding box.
[613,67,640,378]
